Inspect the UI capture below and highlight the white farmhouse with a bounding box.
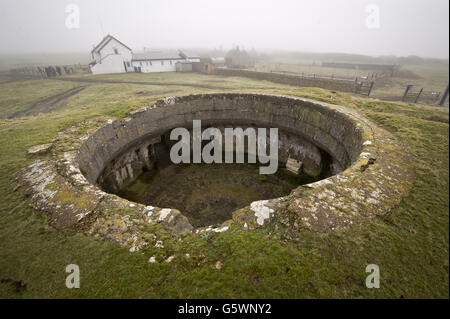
[89,35,200,75]
[131,51,184,73]
[132,51,200,73]
[89,35,133,75]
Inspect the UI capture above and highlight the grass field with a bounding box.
[0,80,81,118]
[371,63,449,100]
[0,72,448,298]
[254,61,449,103]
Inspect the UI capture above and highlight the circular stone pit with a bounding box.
[17,93,414,251]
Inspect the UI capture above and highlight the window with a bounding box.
[170,60,172,65]
[114,48,118,54]
[140,62,142,66]
[150,61,152,66]
[161,61,164,66]
[126,62,130,67]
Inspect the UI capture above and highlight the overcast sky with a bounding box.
[0,0,448,59]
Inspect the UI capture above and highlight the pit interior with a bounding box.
[115,131,331,226]
[77,93,363,228]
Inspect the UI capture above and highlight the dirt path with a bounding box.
[5,75,224,120]
[8,86,86,119]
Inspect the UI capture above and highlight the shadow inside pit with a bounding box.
[118,156,329,227]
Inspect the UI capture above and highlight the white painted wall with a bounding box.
[132,59,183,73]
[90,37,133,74]
[90,54,127,75]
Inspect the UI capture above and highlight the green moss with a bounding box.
[51,187,93,210]
[44,182,59,192]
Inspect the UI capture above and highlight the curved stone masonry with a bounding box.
[16,93,414,251]
[80,94,361,189]
[96,123,328,195]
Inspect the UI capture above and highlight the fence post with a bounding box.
[414,88,423,103]
[367,82,375,97]
[439,83,449,106]
[402,85,413,102]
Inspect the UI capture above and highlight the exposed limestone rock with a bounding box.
[251,200,275,226]
[194,220,232,234]
[16,159,101,228]
[27,143,52,155]
[233,197,289,230]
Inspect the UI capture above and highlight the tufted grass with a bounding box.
[0,73,448,298]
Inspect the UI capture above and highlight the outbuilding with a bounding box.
[175,61,193,72]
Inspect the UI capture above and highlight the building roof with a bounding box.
[179,50,200,59]
[132,51,184,61]
[91,34,132,54]
[90,35,200,61]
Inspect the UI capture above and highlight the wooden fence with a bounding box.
[402,85,442,104]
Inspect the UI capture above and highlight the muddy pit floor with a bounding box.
[118,162,319,227]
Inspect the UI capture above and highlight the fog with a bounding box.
[0,0,448,59]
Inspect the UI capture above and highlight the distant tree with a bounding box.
[225,46,257,68]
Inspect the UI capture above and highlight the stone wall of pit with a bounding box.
[76,93,364,193]
[97,125,327,193]
[17,93,414,250]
